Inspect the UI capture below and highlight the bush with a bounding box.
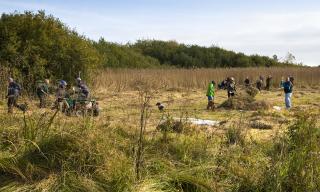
[0,11,100,91]
[261,113,320,191]
[225,126,245,145]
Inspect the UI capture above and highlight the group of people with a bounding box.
[206,75,295,110]
[5,75,295,114]
[244,75,273,91]
[206,77,236,110]
[6,77,90,114]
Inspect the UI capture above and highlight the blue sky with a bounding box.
[1,0,320,66]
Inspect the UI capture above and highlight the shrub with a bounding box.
[261,113,320,191]
[0,11,100,91]
[225,126,245,145]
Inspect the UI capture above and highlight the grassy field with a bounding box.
[0,68,320,191]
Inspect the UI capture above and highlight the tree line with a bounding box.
[0,11,296,91]
[0,11,100,92]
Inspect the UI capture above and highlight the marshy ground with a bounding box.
[0,85,319,191]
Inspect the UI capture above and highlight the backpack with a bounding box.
[8,82,21,96]
[79,83,89,96]
[283,82,292,93]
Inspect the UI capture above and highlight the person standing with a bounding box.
[279,76,285,88]
[256,78,263,91]
[53,80,68,111]
[206,80,216,110]
[283,77,294,109]
[265,75,272,90]
[75,77,90,100]
[259,75,265,89]
[36,79,50,108]
[244,77,250,87]
[227,77,236,98]
[6,78,22,113]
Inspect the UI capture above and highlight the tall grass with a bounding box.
[0,109,319,191]
[0,85,319,191]
[93,67,320,91]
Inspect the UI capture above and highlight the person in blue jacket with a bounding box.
[283,76,294,109]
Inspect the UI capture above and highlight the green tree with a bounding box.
[0,11,100,91]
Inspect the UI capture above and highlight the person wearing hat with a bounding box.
[206,80,216,110]
[36,79,50,108]
[226,77,236,98]
[6,78,22,113]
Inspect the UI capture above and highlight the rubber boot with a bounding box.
[207,101,211,110]
[207,101,214,110]
[8,106,13,114]
[211,101,215,111]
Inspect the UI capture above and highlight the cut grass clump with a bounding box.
[250,120,273,129]
[245,86,259,98]
[220,94,270,111]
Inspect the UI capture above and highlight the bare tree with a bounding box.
[135,85,152,180]
[284,52,296,64]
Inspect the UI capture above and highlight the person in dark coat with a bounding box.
[256,78,263,91]
[244,77,250,87]
[265,75,273,90]
[7,78,23,113]
[226,77,236,98]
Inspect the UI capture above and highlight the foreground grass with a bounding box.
[0,88,319,191]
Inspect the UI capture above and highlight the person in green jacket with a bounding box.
[206,80,215,110]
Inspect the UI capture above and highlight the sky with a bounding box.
[1,0,320,66]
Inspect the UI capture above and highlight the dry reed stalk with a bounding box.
[92,67,320,91]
